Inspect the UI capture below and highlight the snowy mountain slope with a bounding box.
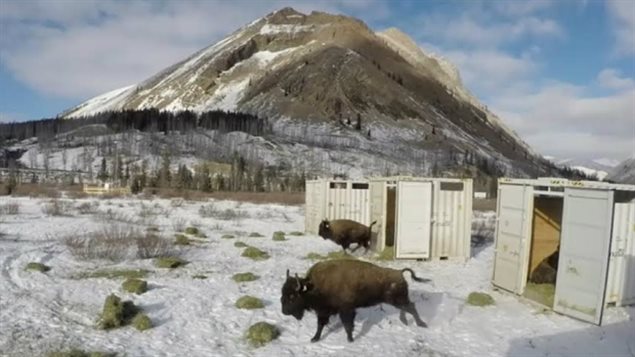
[607,157,635,184]
[59,7,558,178]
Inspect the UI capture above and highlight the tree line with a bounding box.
[0,109,270,142]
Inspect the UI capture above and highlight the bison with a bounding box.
[280,259,429,343]
[318,219,377,252]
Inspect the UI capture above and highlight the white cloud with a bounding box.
[0,0,389,100]
[597,68,635,90]
[491,0,555,16]
[417,13,563,48]
[489,81,635,160]
[606,0,635,56]
[440,49,537,93]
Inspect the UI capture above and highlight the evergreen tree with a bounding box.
[159,151,171,187]
[355,113,362,131]
[97,157,108,182]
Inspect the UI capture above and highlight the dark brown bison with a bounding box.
[318,219,377,252]
[280,259,429,343]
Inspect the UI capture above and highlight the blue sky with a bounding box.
[0,0,634,161]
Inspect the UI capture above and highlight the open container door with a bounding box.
[369,181,385,252]
[493,184,531,294]
[554,188,614,325]
[395,181,432,259]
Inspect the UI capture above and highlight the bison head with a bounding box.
[281,269,311,320]
[318,219,332,240]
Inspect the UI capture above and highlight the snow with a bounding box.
[571,165,608,180]
[64,85,136,119]
[197,78,250,112]
[259,24,314,35]
[1,196,633,356]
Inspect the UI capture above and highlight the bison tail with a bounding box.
[401,268,432,283]
[369,220,378,228]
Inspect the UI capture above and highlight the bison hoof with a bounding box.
[310,337,320,343]
[416,321,428,328]
[399,314,408,325]
[347,336,354,343]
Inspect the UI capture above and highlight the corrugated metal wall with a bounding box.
[430,180,473,260]
[369,181,385,252]
[606,200,635,306]
[304,180,370,234]
[325,182,370,225]
[304,180,325,234]
[368,177,473,261]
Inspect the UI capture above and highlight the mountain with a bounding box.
[57,7,559,179]
[607,157,635,184]
[552,158,619,181]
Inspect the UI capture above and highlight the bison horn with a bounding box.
[295,274,301,291]
[286,269,290,279]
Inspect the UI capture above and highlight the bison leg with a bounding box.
[397,302,427,328]
[338,310,356,342]
[311,313,330,343]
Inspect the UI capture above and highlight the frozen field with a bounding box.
[0,196,633,357]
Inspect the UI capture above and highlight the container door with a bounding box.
[554,188,614,325]
[395,181,432,259]
[492,184,531,294]
[369,181,385,251]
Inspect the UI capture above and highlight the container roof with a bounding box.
[499,177,635,192]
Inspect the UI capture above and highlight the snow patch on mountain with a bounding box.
[64,85,135,118]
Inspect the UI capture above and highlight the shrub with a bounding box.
[122,278,148,294]
[97,294,139,329]
[154,257,187,268]
[235,296,264,309]
[174,234,190,245]
[64,226,137,261]
[248,232,263,238]
[76,201,99,215]
[245,322,280,347]
[221,234,235,239]
[25,262,51,272]
[232,272,259,282]
[132,313,152,331]
[172,217,186,233]
[241,247,269,260]
[466,292,495,306]
[210,223,224,231]
[136,233,176,259]
[272,231,286,241]
[288,231,304,236]
[198,203,219,218]
[192,274,208,279]
[234,241,248,248]
[42,199,74,216]
[170,198,185,208]
[0,202,20,215]
[184,227,199,235]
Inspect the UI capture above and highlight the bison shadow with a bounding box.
[320,290,445,341]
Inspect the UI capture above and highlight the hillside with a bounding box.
[13,7,565,179]
[607,157,635,184]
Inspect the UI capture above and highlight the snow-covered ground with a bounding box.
[0,196,633,356]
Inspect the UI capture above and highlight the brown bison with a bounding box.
[280,259,429,343]
[318,219,377,252]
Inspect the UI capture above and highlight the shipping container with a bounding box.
[304,179,371,234]
[368,177,473,261]
[492,177,635,325]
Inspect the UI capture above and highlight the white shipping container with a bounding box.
[304,179,370,234]
[492,177,635,325]
[369,177,473,261]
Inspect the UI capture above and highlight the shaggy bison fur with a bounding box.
[280,259,430,343]
[318,219,377,252]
